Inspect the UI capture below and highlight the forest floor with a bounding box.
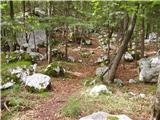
[2,36,157,120]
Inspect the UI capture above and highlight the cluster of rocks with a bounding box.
[96,66,109,76]
[145,32,159,44]
[52,48,65,60]
[97,33,116,52]
[80,111,132,120]
[139,54,160,83]
[2,51,45,64]
[1,64,52,91]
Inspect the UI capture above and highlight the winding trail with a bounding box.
[14,36,100,120]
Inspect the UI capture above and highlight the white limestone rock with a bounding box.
[0,82,15,90]
[128,79,137,84]
[89,85,111,95]
[79,111,132,120]
[24,73,51,90]
[124,52,133,62]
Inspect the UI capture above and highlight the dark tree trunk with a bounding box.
[107,28,113,58]
[9,0,18,51]
[141,8,145,58]
[103,9,138,83]
[9,1,14,20]
[145,22,150,39]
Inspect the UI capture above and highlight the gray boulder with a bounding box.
[139,55,160,83]
[89,84,111,95]
[0,82,14,90]
[79,111,132,120]
[25,73,51,90]
[124,52,133,62]
[96,66,108,76]
[68,56,75,62]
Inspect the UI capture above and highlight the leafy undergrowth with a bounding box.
[1,84,53,120]
[1,61,32,72]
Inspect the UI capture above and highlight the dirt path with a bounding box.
[14,63,96,120]
[12,35,100,120]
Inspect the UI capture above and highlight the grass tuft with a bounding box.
[61,97,81,118]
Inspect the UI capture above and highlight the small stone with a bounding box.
[128,79,137,84]
[89,84,111,95]
[138,93,146,98]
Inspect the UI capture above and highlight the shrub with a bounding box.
[61,97,81,117]
[21,53,32,61]
[1,71,20,85]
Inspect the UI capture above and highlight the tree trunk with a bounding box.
[64,1,69,61]
[141,8,145,58]
[103,10,138,83]
[9,1,14,20]
[47,32,52,64]
[33,31,36,52]
[47,1,52,64]
[107,28,113,58]
[151,74,160,120]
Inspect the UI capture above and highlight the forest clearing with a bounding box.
[1,1,160,120]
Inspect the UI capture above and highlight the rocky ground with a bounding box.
[1,35,158,120]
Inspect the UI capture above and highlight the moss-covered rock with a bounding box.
[44,63,65,77]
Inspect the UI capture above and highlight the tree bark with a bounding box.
[47,1,52,64]
[151,74,160,120]
[141,8,145,58]
[9,1,14,20]
[103,9,138,83]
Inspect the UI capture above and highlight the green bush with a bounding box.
[1,52,33,64]
[1,71,20,85]
[21,53,32,61]
[61,97,81,118]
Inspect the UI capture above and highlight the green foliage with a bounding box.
[61,97,81,118]
[114,79,124,87]
[1,71,20,85]
[108,116,119,120]
[1,60,32,72]
[1,52,33,64]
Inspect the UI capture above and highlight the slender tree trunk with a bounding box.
[47,1,52,64]
[103,9,138,83]
[64,1,69,60]
[33,31,36,52]
[141,8,145,58]
[47,32,52,64]
[107,28,113,58]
